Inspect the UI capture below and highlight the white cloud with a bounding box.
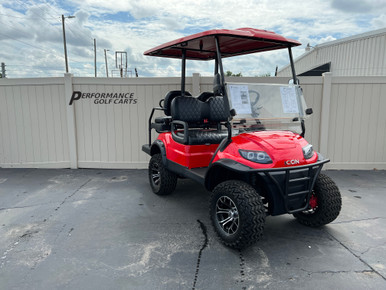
[0,0,385,78]
[331,0,386,13]
[371,14,386,29]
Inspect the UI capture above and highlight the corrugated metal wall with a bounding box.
[0,75,385,170]
[278,30,386,77]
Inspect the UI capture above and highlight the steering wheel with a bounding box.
[249,90,260,106]
[248,90,262,117]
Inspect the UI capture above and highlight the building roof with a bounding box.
[278,27,386,73]
[316,27,386,49]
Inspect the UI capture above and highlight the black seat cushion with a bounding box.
[173,130,228,145]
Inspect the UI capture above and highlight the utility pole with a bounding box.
[1,62,5,78]
[94,38,97,77]
[104,49,109,77]
[61,14,75,73]
[115,51,127,78]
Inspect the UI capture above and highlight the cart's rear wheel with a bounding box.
[293,173,341,227]
[148,154,177,195]
[209,180,265,249]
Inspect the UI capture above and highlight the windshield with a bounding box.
[226,83,308,135]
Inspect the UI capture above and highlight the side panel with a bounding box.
[157,133,219,168]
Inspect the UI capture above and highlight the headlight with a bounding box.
[302,144,314,159]
[239,149,272,164]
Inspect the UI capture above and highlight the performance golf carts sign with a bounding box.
[69,91,138,105]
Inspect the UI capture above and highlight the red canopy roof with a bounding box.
[144,28,301,60]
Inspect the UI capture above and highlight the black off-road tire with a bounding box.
[148,154,177,195]
[209,180,266,249]
[293,173,342,227]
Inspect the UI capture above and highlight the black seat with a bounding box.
[197,91,214,102]
[207,96,228,122]
[151,90,191,133]
[163,90,192,116]
[170,96,229,145]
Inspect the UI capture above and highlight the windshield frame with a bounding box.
[226,82,308,136]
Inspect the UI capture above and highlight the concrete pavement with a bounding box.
[0,168,385,289]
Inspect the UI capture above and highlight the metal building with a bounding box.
[277,28,386,77]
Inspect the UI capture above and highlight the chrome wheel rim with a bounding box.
[215,196,239,235]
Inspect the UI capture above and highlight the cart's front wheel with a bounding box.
[148,154,177,195]
[293,173,342,227]
[209,180,265,249]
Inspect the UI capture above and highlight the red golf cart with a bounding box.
[142,28,341,249]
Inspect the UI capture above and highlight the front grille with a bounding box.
[256,160,327,215]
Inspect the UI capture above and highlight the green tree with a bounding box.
[257,72,271,77]
[226,70,242,77]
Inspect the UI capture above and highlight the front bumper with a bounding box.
[208,156,329,216]
[255,158,328,215]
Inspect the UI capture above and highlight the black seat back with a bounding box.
[171,96,228,124]
[208,97,228,122]
[170,96,229,145]
[197,91,214,102]
[171,97,207,124]
[163,90,191,116]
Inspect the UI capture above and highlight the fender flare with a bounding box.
[150,140,168,166]
[205,159,251,191]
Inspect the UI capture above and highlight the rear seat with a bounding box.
[151,90,191,133]
[170,96,229,145]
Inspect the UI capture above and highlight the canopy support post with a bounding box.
[215,36,233,142]
[181,49,186,96]
[288,47,298,84]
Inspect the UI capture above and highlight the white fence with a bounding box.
[0,73,385,170]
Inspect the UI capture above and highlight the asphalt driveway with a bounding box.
[0,168,385,289]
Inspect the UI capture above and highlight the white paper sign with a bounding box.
[228,85,252,115]
[280,87,299,113]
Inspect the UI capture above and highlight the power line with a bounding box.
[0,31,88,66]
[0,13,41,19]
[64,19,95,43]
[0,31,62,56]
[0,14,93,66]
[28,0,95,44]
[18,0,95,43]
[13,0,60,28]
[33,0,67,21]
[7,64,63,69]
[3,0,97,47]
[1,2,106,76]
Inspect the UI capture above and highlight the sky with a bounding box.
[0,0,385,78]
